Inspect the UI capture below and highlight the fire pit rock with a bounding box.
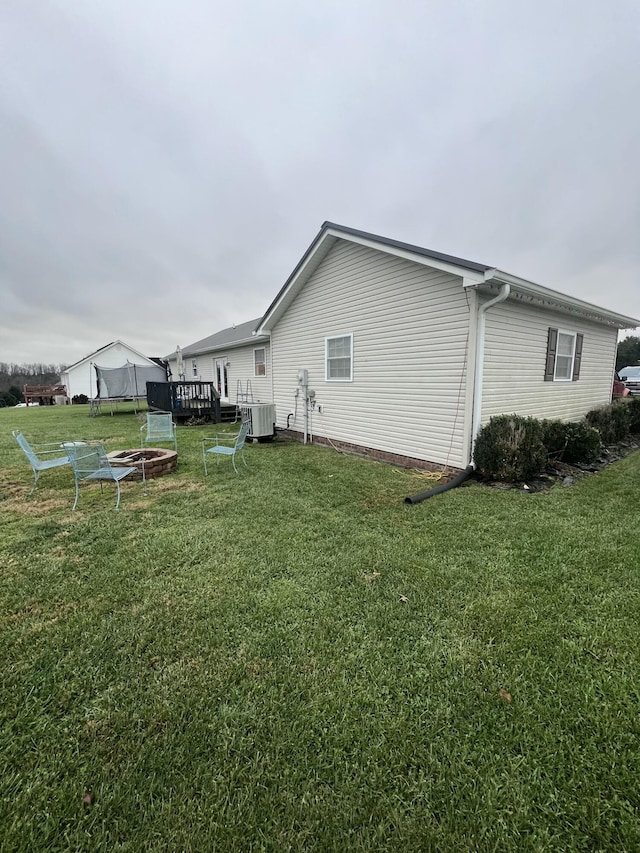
[107,448,178,480]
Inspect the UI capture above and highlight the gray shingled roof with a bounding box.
[62,341,117,371]
[322,222,492,273]
[177,318,264,357]
[63,340,160,372]
[171,225,491,359]
[257,222,493,331]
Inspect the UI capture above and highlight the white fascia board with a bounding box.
[66,340,157,371]
[114,343,160,365]
[257,230,483,335]
[464,269,640,329]
[257,238,335,334]
[64,346,114,372]
[462,273,486,287]
[324,228,482,279]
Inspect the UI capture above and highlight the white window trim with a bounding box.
[325,334,353,382]
[191,359,198,378]
[553,329,576,382]
[253,347,266,377]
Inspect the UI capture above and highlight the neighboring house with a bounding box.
[253,222,639,471]
[165,319,271,405]
[61,340,164,401]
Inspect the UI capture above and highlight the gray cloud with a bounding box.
[1,0,639,365]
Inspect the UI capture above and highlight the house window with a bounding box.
[325,334,353,381]
[544,328,583,382]
[555,332,576,380]
[254,348,266,377]
[191,359,198,378]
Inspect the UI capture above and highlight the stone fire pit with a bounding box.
[107,448,178,481]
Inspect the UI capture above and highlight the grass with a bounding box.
[1,404,640,851]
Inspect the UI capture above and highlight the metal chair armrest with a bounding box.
[32,440,70,448]
[202,434,234,444]
[31,440,81,453]
[35,447,74,457]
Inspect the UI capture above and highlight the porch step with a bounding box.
[219,404,238,422]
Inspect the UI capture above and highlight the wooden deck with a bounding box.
[146,381,223,422]
[23,384,68,406]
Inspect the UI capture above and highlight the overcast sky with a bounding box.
[1,0,639,366]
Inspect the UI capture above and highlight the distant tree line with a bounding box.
[616,337,640,372]
[0,363,66,406]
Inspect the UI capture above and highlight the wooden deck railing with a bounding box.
[23,384,68,405]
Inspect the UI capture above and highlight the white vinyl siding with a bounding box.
[192,357,214,382]
[481,298,617,423]
[270,240,471,469]
[171,345,271,398]
[230,344,272,400]
[183,356,215,382]
[211,343,272,402]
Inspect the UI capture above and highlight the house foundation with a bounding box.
[277,429,462,475]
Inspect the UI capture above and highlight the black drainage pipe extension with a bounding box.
[404,465,474,505]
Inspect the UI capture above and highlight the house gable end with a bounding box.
[269,237,472,467]
[258,227,484,335]
[258,222,639,336]
[63,340,157,373]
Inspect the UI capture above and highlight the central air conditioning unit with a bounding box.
[242,403,276,440]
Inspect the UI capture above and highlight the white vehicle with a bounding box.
[618,366,640,395]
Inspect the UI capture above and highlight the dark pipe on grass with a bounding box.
[404,465,474,504]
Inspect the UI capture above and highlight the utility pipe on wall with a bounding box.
[303,394,308,445]
[470,282,511,458]
[298,375,308,444]
[404,281,511,506]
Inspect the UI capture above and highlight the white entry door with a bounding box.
[215,357,229,402]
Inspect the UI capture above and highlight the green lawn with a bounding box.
[1,405,639,851]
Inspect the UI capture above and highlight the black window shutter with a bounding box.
[544,328,558,381]
[572,333,583,381]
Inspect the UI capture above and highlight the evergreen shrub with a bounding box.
[585,402,630,445]
[474,415,547,481]
[541,420,601,464]
[540,420,566,460]
[627,397,640,434]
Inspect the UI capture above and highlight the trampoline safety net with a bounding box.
[94,361,167,398]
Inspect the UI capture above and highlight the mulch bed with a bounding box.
[473,435,640,493]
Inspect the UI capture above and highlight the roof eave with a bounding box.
[63,340,158,372]
[168,319,265,360]
[257,223,488,334]
[182,333,269,358]
[465,270,640,330]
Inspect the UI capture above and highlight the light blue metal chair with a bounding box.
[65,442,137,510]
[141,411,177,451]
[202,421,250,475]
[12,430,71,494]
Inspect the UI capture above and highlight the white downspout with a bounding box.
[470,283,511,463]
